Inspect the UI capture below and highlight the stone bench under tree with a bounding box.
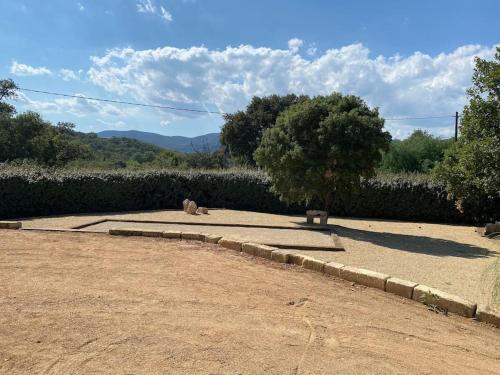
[306,210,328,225]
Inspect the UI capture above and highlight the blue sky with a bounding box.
[1,0,499,138]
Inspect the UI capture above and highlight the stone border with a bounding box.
[104,227,500,327]
[6,224,498,329]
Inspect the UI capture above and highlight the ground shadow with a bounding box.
[327,224,493,259]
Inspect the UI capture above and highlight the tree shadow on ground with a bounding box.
[327,224,493,259]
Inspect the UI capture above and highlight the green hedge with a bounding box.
[0,166,497,223]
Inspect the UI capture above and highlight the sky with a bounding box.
[1,0,499,139]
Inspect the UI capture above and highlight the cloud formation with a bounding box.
[136,0,155,13]
[87,40,497,137]
[136,0,172,23]
[59,68,82,81]
[10,61,52,76]
[17,92,135,119]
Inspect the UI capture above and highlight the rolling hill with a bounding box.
[97,130,221,153]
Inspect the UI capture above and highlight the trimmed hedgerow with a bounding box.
[0,166,496,223]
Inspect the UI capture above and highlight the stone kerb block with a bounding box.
[302,257,326,272]
[386,277,418,299]
[340,266,390,291]
[287,253,309,266]
[181,232,205,241]
[218,238,243,251]
[141,230,163,237]
[270,250,292,263]
[162,231,182,239]
[241,243,275,259]
[204,234,222,244]
[324,262,345,277]
[109,228,142,236]
[412,285,477,318]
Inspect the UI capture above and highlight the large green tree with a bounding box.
[435,47,500,217]
[254,93,391,213]
[379,130,453,173]
[220,94,308,164]
[0,111,90,166]
[0,80,90,166]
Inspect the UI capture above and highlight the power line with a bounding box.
[20,87,227,115]
[20,87,460,121]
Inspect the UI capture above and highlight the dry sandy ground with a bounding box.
[20,209,499,310]
[0,230,499,374]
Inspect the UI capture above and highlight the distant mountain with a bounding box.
[97,130,221,153]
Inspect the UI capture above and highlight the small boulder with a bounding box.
[485,222,500,235]
[182,199,190,212]
[197,207,209,214]
[187,201,198,215]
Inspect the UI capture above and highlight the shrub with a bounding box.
[1,165,497,223]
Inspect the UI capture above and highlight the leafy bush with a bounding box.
[1,165,497,223]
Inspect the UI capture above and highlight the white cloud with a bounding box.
[137,0,155,13]
[160,119,171,127]
[77,2,84,11]
[136,0,173,23]
[288,38,303,53]
[87,42,497,138]
[17,92,136,118]
[306,43,317,57]
[160,6,173,22]
[10,61,52,76]
[59,68,82,81]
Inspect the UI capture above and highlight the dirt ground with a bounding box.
[1,231,499,374]
[20,209,500,310]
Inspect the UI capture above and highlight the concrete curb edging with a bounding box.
[386,277,418,299]
[109,228,142,236]
[412,285,477,318]
[105,228,499,328]
[271,250,292,263]
[218,238,244,252]
[181,232,205,241]
[340,266,390,291]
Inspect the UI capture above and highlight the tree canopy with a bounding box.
[435,47,500,214]
[379,130,453,173]
[220,94,308,165]
[254,93,391,212]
